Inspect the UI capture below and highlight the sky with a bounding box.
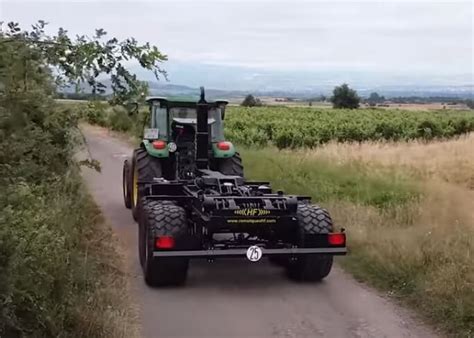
[1,0,473,91]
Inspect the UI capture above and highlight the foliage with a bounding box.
[108,105,133,132]
[56,92,107,101]
[83,101,109,126]
[1,21,167,104]
[367,92,385,106]
[466,99,474,109]
[0,21,160,337]
[224,106,474,148]
[241,148,419,208]
[330,83,360,109]
[242,142,473,336]
[241,94,262,107]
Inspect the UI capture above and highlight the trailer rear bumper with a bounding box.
[153,247,347,258]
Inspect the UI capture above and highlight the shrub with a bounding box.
[330,83,360,109]
[241,94,263,107]
[108,106,132,132]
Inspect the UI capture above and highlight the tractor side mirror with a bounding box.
[215,100,228,120]
[221,107,226,120]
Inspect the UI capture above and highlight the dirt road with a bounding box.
[81,126,438,338]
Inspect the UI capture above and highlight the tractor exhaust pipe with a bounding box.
[196,87,209,169]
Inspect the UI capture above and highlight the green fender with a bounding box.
[212,142,236,158]
[142,140,169,158]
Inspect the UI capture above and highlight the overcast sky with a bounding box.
[1,0,473,89]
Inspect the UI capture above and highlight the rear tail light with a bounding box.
[217,141,231,151]
[155,236,175,249]
[328,233,345,246]
[152,140,167,150]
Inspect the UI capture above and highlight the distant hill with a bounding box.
[59,79,473,101]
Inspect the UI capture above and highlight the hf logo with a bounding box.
[246,245,263,262]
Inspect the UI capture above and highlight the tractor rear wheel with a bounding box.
[138,200,189,286]
[287,203,334,282]
[122,158,132,209]
[131,148,162,221]
[216,152,244,177]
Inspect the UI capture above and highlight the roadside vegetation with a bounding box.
[0,21,166,337]
[0,77,138,338]
[241,135,473,337]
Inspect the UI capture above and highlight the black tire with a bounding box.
[138,200,189,287]
[216,152,244,177]
[122,158,132,209]
[131,148,162,221]
[287,204,334,282]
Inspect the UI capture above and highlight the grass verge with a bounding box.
[0,169,138,337]
[240,145,473,337]
[240,147,420,209]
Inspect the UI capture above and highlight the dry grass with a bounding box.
[75,204,140,338]
[243,134,474,336]
[300,133,474,189]
[317,136,474,336]
[332,181,474,336]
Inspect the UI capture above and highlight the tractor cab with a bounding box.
[135,91,240,183]
[145,96,228,144]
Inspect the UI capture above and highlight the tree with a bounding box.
[0,21,167,105]
[367,92,385,106]
[330,84,360,109]
[241,94,262,107]
[0,22,167,335]
[466,99,474,110]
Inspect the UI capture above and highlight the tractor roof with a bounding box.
[146,96,228,108]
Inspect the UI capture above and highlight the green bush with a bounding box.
[0,37,135,337]
[84,101,108,127]
[108,106,132,132]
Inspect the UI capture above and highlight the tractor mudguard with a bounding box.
[212,141,236,158]
[142,140,169,158]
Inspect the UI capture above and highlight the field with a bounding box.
[224,106,474,148]
[240,132,474,336]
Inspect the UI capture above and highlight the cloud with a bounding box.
[1,0,472,88]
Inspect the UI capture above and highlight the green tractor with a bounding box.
[122,88,346,287]
[123,90,243,220]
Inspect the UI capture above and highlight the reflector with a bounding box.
[217,141,231,151]
[152,140,167,150]
[155,236,175,249]
[328,233,345,246]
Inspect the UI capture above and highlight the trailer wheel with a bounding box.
[122,158,132,209]
[131,148,162,221]
[287,204,334,282]
[139,200,189,287]
[216,152,244,177]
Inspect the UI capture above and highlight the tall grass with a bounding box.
[241,147,420,209]
[240,137,474,337]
